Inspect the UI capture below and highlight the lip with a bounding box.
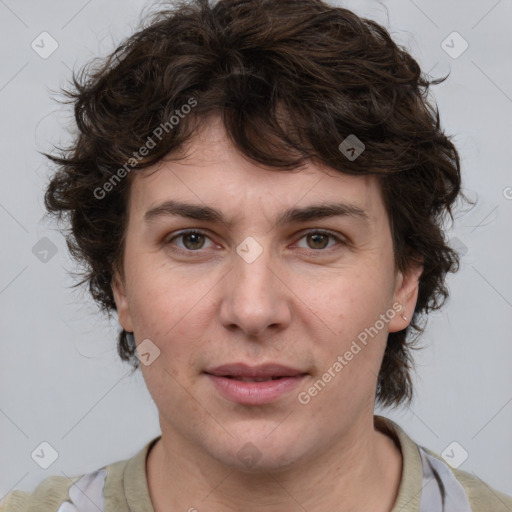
[203,363,308,405]
[204,362,306,379]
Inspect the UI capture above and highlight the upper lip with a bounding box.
[204,363,307,378]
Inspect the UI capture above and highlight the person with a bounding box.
[2,0,511,511]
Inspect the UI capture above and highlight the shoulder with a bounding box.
[0,468,108,512]
[375,415,512,512]
[0,437,158,512]
[422,446,512,512]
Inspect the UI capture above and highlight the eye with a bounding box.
[166,229,216,253]
[164,228,347,256]
[295,230,345,251]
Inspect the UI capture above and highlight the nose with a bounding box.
[218,241,292,339]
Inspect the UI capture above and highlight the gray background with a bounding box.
[1,0,511,501]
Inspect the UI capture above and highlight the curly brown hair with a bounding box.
[43,0,464,409]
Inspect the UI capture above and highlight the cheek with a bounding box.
[126,257,190,329]
[126,268,214,367]
[300,266,393,378]
[304,265,393,328]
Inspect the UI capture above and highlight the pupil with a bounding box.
[184,233,204,250]
[308,233,328,249]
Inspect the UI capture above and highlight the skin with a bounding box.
[112,117,423,512]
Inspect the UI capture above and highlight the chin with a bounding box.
[207,430,311,473]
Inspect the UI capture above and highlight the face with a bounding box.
[112,117,422,471]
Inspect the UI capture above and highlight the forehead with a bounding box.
[127,118,385,225]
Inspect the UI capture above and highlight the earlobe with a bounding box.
[388,263,423,333]
[111,271,134,333]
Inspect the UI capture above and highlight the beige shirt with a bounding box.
[2,415,511,511]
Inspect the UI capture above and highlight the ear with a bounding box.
[111,270,134,333]
[387,262,423,333]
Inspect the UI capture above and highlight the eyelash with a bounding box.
[165,229,347,256]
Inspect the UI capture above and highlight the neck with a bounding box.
[146,414,402,512]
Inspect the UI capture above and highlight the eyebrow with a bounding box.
[143,200,370,227]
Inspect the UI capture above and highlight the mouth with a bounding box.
[203,362,307,380]
[203,363,308,405]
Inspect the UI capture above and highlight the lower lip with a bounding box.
[205,374,307,405]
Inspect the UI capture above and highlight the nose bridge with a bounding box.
[219,235,290,336]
